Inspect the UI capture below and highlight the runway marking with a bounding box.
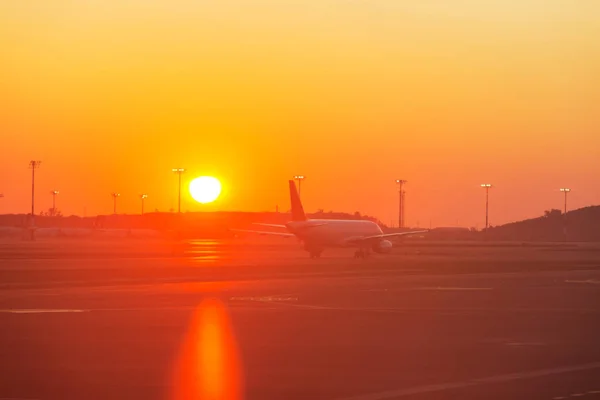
[334,361,600,400]
[0,309,87,314]
[571,394,586,397]
[587,390,600,394]
[0,398,41,400]
[565,280,600,285]
[271,301,600,315]
[505,342,546,347]
[229,296,298,302]
[412,287,492,291]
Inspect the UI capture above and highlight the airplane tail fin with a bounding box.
[289,180,307,221]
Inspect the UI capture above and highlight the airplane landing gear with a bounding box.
[309,250,322,259]
[354,248,370,259]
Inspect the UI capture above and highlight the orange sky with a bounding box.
[1,1,599,228]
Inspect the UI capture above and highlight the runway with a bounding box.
[1,239,600,400]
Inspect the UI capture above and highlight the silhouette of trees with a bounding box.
[40,208,62,217]
[544,209,562,218]
[482,206,600,241]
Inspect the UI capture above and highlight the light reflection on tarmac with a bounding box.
[1,238,600,400]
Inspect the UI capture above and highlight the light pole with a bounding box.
[172,168,185,213]
[111,193,120,215]
[140,194,148,215]
[395,179,407,228]
[559,188,571,241]
[559,188,571,215]
[50,190,59,216]
[29,161,41,226]
[481,184,492,230]
[294,175,305,198]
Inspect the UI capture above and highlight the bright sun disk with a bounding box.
[189,176,222,204]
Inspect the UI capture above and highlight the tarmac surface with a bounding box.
[1,238,600,400]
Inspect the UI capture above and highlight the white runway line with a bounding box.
[334,362,600,400]
[565,280,600,285]
[0,398,41,400]
[505,342,546,347]
[229,296,298,302]
[4,306,286,313]
[0,309,87,314]
[411,287,493,291]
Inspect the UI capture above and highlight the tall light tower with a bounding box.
[50,190,59,216]
[294,175,305,198]
[29,161,41,225]
[402,190,406,228]
[481,184,492,230]
[559,188,571,241]
[111,192,120,215]
[172,168,185,213]
[140,194,148,215]
[395,179,407,228]
[559,188,571,215]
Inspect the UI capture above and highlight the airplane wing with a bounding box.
[344,230,430,245]
[253,223,287,228]
[230,228,296,238]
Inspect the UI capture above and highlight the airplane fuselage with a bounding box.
[285,219,383,247]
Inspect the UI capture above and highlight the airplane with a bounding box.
[231,180,429,259]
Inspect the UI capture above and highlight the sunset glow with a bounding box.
[1,1,599,226]
[190,177,222,204]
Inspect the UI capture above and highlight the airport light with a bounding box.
[481,184,492,230]
[172,168,185,213]
[395,179,407,228]
[559,188,571,215]
[559,188,571,242]
[111,192,120,215]
[50,190,59,216]
[140,194,148,215]
[29,161,41,227]
[294,175,305,198]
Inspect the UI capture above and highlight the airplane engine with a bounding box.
[372,239,393,254]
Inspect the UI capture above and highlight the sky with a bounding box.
[1,0,599,228]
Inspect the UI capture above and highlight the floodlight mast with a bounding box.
[395,179,407,228]
[481,184,492,230]
[111,192,120,214]
[172,168,185,213]
[140,194,148,215]
[294,175,305,198]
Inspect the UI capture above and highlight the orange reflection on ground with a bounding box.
[171,298,244,400]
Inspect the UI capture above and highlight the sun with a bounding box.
[189,176,222,204]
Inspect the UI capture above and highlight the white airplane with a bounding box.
[232,180,428,258]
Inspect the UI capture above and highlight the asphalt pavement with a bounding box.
[1,239,599,400]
